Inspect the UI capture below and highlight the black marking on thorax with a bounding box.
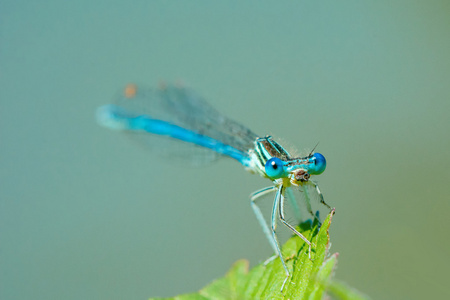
[255,136,291,166]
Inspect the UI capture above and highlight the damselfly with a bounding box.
[96,83,332,290]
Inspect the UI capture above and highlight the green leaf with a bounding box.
[150,210,368,300]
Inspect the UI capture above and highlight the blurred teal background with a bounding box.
[1,1,449,299]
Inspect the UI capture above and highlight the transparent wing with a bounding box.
[287,182,329,224]
[124,130,220,166]
[109,84,259,165]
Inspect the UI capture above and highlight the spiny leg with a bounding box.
[271,185,291,291]
[300,184,316,220]
[279,186,313,261]
[308,180,332,211]
[250,186,278,254]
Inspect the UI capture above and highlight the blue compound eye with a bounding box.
[265,157,284,179]
[311,153,326,175]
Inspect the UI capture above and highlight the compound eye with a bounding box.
[265,157,284,179]
[311,153,326,175]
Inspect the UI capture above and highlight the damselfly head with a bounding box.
[290,169,310,186]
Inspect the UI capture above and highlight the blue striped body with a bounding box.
[97,104,251,166]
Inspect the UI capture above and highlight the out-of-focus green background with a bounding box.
[1,1,449,299]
